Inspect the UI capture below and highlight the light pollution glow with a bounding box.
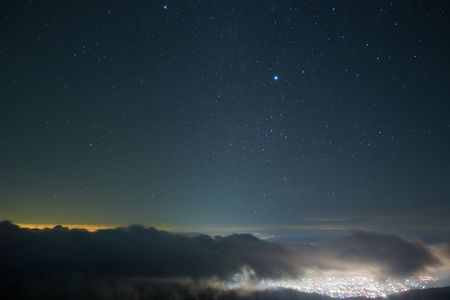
[16,223,118,232]
[16,223,177,232]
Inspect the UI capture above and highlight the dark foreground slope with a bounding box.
[1,279,449,300]
[386,286,450,300]
[223,286,450,300]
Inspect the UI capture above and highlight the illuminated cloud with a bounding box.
[316,231,441,275]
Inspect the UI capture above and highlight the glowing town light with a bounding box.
[225,271,436,299]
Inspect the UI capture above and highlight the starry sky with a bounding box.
[1,1,449,238]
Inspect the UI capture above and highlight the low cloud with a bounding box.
[0,220,448,299]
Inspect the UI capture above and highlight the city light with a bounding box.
[227,271,435,298]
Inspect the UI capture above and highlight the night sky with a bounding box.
[1,1,449,238]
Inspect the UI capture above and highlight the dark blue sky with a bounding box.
[1,1,449,238]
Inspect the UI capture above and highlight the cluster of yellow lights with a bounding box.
[229,271,435,298]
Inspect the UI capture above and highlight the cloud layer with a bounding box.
[1,221,446,279]
[0,221,300,280]
[0,220,449,299]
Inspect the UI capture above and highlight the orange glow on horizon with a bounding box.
[17,223,118,232]
[16,223,180,232]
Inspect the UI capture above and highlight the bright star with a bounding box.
[273,75,279,81]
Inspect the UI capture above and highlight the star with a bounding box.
[273,75,279,81]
